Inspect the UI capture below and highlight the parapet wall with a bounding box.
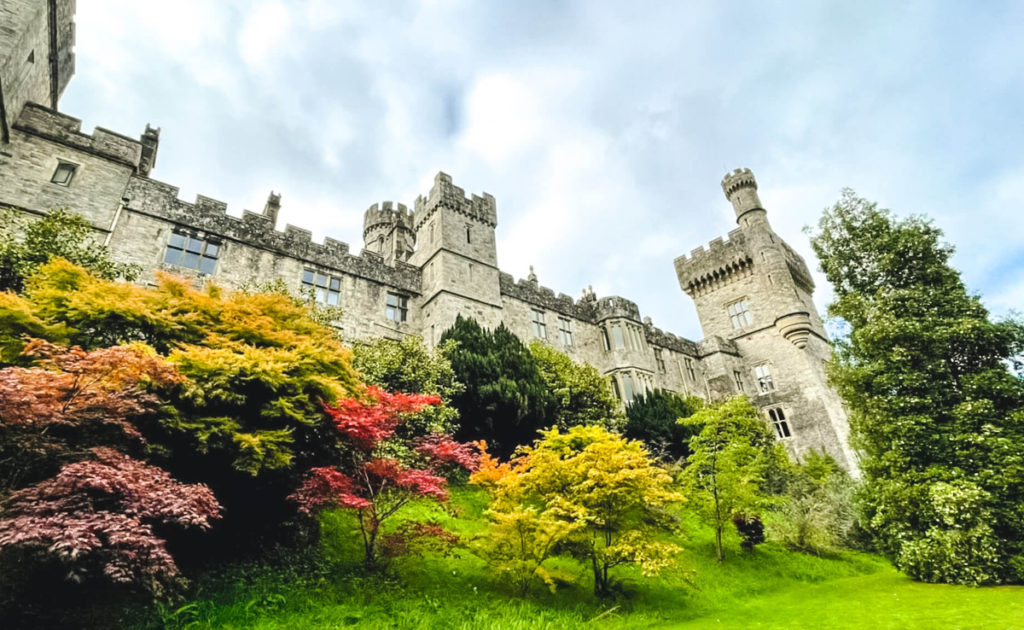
[363,200,413,237]
[644,324,700,356]
[414,171,496,229]
[123,176,422,293]
[673,228,754,296]
[14,103,143,168]
[498,272,597,321]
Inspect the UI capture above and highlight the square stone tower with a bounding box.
[407,172,503,344]
[675,169,857,471]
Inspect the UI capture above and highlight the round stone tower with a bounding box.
[362,201,415,264]
[722,168,765,225]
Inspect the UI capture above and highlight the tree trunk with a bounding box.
[715,525,724,563]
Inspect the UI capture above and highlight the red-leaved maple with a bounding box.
[0,447,220,597]
[0,340,183,491]
[292,386,479,569]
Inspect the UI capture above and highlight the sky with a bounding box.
[61,0,1024,341]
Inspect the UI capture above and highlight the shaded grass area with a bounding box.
[127,487,1024,629]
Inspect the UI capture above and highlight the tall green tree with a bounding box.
[0,208,139,293]
[682,396,787,562]
[440,316,553,457]
[808,190,1024,584]
[528,341,622,431]
[624,389,703,461]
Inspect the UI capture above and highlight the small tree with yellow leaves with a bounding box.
[472,426,682,597]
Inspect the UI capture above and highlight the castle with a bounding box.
[0,0,856,471]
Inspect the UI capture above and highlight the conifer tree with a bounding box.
[809,190,1024,584]
[440,316,553,457]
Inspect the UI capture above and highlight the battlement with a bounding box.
[498,272,597,321]
[721,167,757,199]
[13,103,143,168]
[122,176,421,293]
[593,295,641,322]
[414,172,497,229]
[644,323,700,356]
[363,200,413,237]
[673,229,753,297]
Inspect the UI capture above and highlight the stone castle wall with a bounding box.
[0,1,857,472]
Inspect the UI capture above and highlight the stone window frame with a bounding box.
[50,160,78,186]
[654,348,666,373]
[727,298,754,329]
[302,268,342,306]
[557,316,573,346]
[684,357,697,382]
[385,292,409,322]
[767,407,792,439]
[754,363,775,394]
[733,369,744,392]
[531,309,547,339]
[163,231,219,275]
[610,323,625,350]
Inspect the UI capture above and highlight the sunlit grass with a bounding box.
[130,487,1024,629]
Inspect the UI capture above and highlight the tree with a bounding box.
[0,448,220,602]
[681,397,787,562]
[351,335,463,439]
[808,191,1024,584]
[440,316,553,457]
[528,341,622,431]
[472,426,682,597]
[290,386,479,571]
[0,208,139,293]
[0,340,182,493]
[2,260,363,550]
[623,389,704,461]
[767,452,856,555]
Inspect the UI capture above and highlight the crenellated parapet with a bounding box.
[697,335,741,358]
[363,200,413,238]
[14,103,143,168]
[122,176,421,293]
[498,272,597,320]
[673,228,755,297]
[593,295,641,323]
[644,324,700,356]
[413,172,496,230]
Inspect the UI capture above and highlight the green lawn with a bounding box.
[135,488,1024,630]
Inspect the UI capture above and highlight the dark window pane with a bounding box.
[302,269,314,285]
[163,246,181,264]
[183,252,200,269]
[204,243,219,257]
[330,278,341,291]
[185,237,203,253]
[168,233,186,248]
[199,256,217,274]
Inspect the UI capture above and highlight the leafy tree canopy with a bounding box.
[440,316,553,457]
[0,208,139,293]
[1,260,362,548]
[808,190,1024,584]
[472,425,681,596]
[624,389,704,461]
[682,396,788,562]
[528,341,622,431]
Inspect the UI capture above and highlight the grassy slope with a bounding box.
[140,487,1024,629]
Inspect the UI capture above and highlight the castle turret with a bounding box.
[674,168,857,473]
[362,201,415,264]
[722,167,766,223]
